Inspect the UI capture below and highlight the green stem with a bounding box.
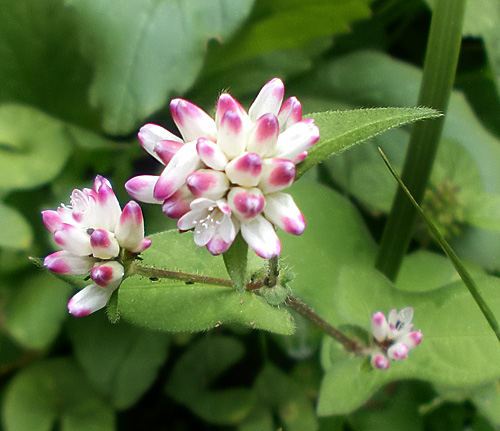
[376,0,466,280]
[285,295,368,354]
[265,256,280,287]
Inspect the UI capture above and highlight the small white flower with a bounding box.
[369,307,423,370]
[42,176,151,317]
[126,78,319,258]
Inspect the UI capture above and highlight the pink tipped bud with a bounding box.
[371,311,389,342]
[42,210,63,233]
[215,93,249,129]
[125,175,162,204]
[387,342,410,361]
[196,138,228,170]
[263,192,305,236]
[115,201,148,253]
[217,110,246,160]
[370,352,390,370]
[248,78,285,122]
[228,187,265,221]
[225,152,263,187]
[155,140,184,165]
[138,123,182,163]
[89,229,120,259]
[162,185,194,219]
[275,119,320,162]
[186,169,229,200]
[278,96,303,132]
[258,158,295,194]
[170,98,216,142]
[90,261,124,288]
[246,113,279,158]
[44,250,94,275]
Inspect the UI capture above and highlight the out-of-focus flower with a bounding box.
[369,307,423,370]
[126,78,319,258]
[42,176,151,317]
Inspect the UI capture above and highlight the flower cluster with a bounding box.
[125,78,319,259]
[42,176,150,317]
[370,307,423,370]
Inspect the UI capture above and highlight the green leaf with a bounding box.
[67,313,169,410]
[4,273,69,350]
[0,202,33,250]
[280,180,377,325]
[66,0,254,134]
[0,0,98,128]
[317,265,500,416]
[0,104,71,192]
[223,233,249,293]
[3,358,115,431]
[206,0,372,72]
[166,335,254,425]
[296,107,441,178]
[119,230,294,334]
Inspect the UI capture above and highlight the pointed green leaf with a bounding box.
[166,335,253,425]
[296,107,441,178]
[223,233,248,293]
[3,358,115,431]
[66,0,254,134]
[317,265,500,416]
[118,230,294,334]
[67,313,169,409]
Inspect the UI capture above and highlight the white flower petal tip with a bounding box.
[217,110,246,160]
[42,210,63,233]
[186,169,229,200]
[44,251,94,275]
[54,224,92,256]
[90,261,124,288]
[228,187,265,221]
[370,352,390,370]
[370,307,422,368]
[215,93,249,129]
[206,237,232,255]
[276,119,320,162]
[138,123,182,163]
[248,77,285,121]
[67,283,116,318]
[196,138,228,170]
[125,176,162,204]
[170,98,217,142]
[162,186,194,219]
[115,201,149,253]
[225,153,263,187]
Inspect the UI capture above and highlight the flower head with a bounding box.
[369,307,423,370]
[42,175,151,317]
[126,78,319,258]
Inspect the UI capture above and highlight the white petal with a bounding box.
[125,175,163,204]
[275,119,320,162]
[263,193,305,235]
[67,283,116,317]
[93,175,122,231]
[115,201,146,253]
[44,250,95,275]
[248,78,285,122]
[138,123,182,163]
[240,215,281,259]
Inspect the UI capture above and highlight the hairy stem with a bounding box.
[285,295,368,354]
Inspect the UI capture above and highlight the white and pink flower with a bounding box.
[126,78,319,259]
[42,175,151,317]
[370,307,423,370]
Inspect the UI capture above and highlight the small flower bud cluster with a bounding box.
[42,176,150,317]
[125,78,320,259]
[370,307,423,370]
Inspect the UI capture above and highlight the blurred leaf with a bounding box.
[466,194,500,232]
[0,104,71,192]
[317,265,500,416]
[67,313,169,410]
[206,0,372,72]
[0,0,99,128]
[166,335,253,425]
[4,273,69,350]
[297,107,441,178]
[119,230,294,334]
[470,382,500,427]
[3,357,115,431]
[0,202,33,250]
[66,0,255,134]
[252,363,317,431]
[280,180,377,325]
